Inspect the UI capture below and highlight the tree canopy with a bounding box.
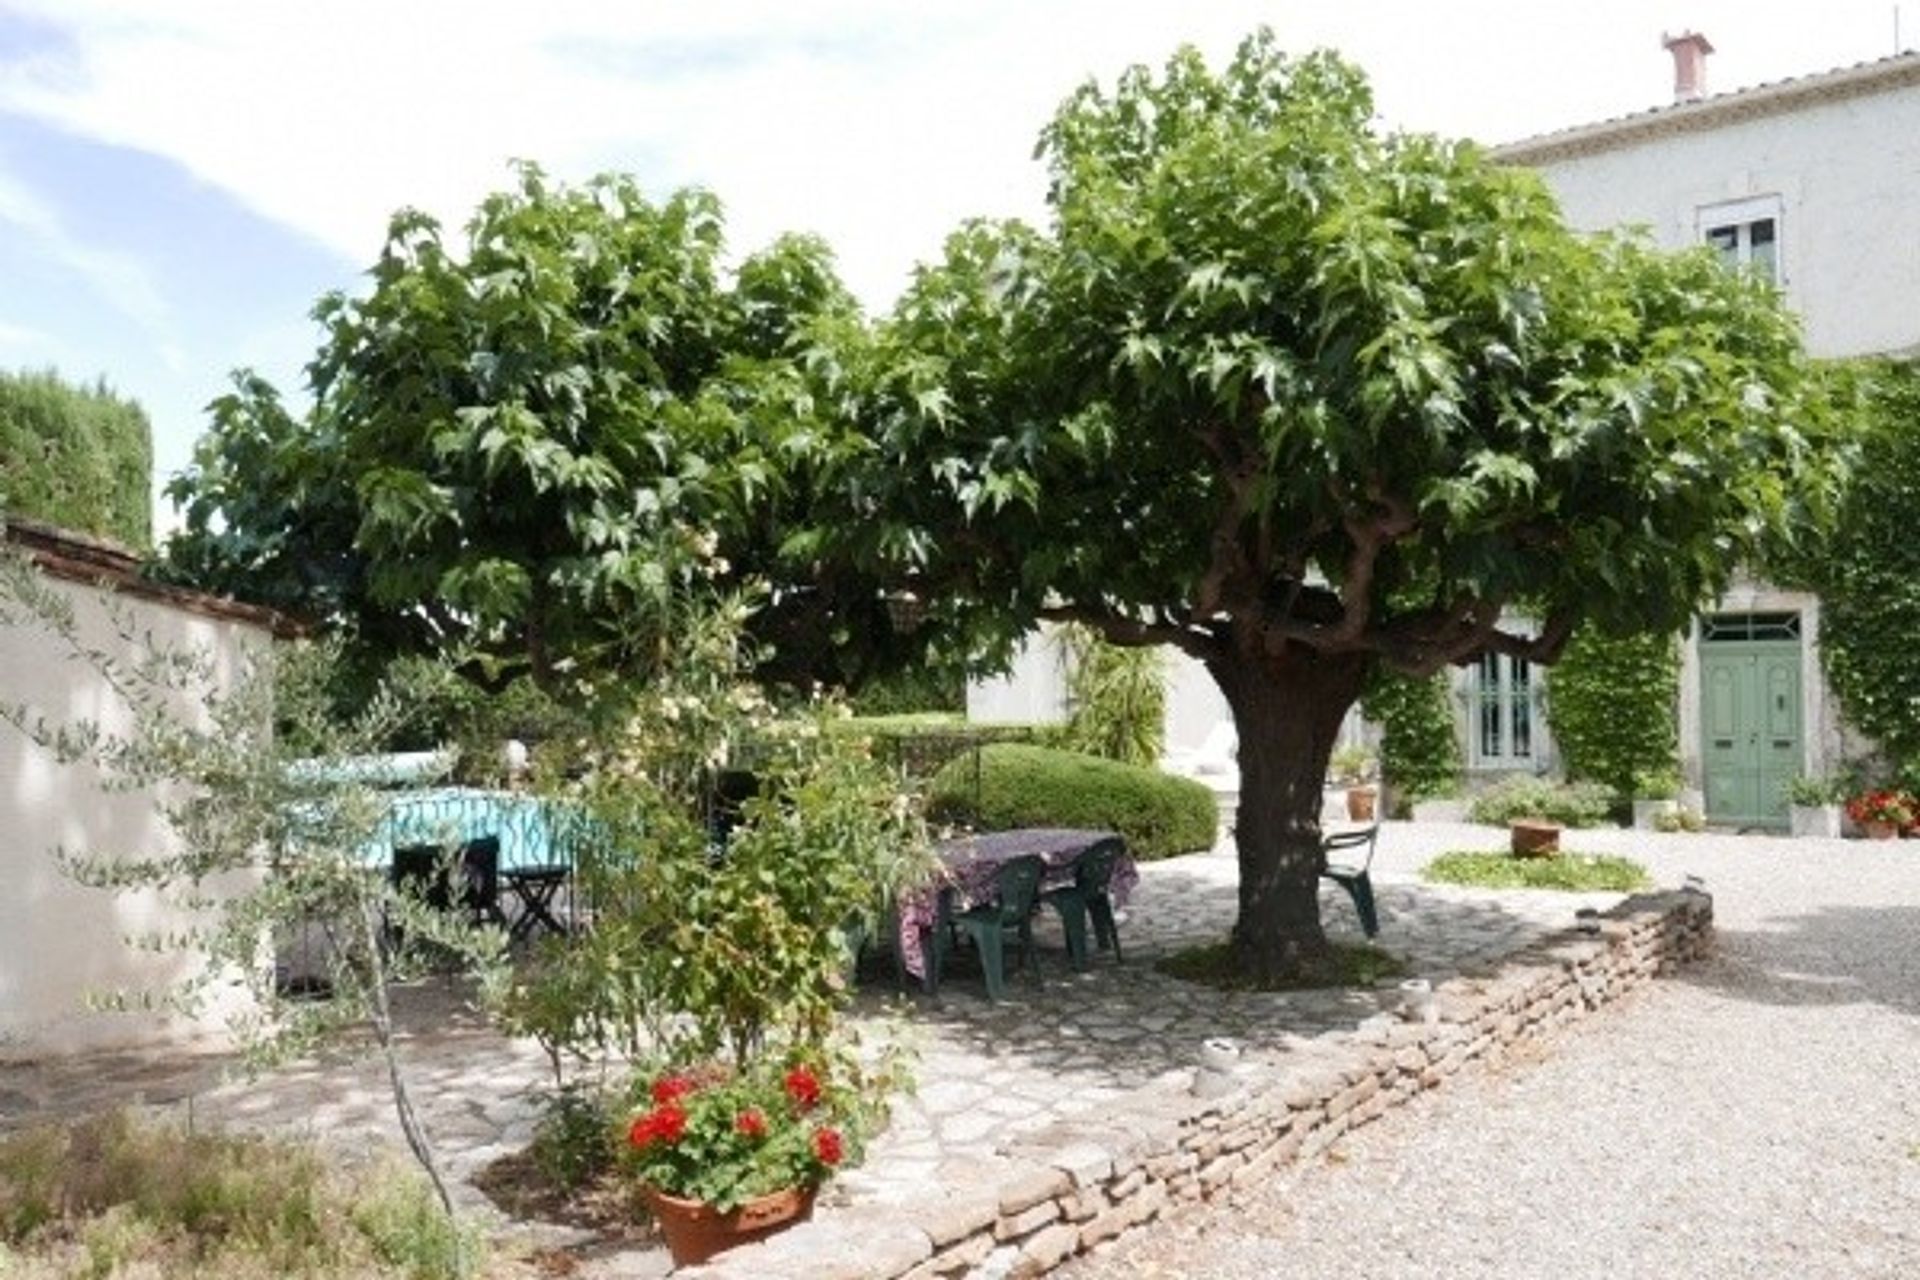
[854,35,1837,673]
[163,165,904,693]
[0,368,152,548]
[842,32,1839,973]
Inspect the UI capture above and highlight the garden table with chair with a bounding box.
[894,827,1138,994]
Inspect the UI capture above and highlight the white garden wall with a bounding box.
[1,532,276,1059]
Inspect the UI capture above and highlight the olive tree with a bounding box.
[847,33,1837,977]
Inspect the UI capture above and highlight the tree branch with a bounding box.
[1038,603,1223,662]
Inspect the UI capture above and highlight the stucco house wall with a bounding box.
[1,520,280,1058]
[1496,50,1920,814]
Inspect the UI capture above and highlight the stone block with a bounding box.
[1009,1222,1079,1278]
[997,1166,1071,1217]
[995,1199,1061,1242]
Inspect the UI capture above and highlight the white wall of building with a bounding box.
[1514,74,1920,359]
[1,574,268,1058]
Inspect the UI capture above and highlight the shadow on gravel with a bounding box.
[849,863,1553,1093]
[1676,905,1920,1019]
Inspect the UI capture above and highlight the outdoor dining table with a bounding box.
[894,827,1138,984]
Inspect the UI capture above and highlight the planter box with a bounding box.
[1632,798,1678,831]
[1788,803,1842,839]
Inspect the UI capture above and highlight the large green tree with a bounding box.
[0,368,152,547]
[846,34,1837,976]
[163,165,903,693]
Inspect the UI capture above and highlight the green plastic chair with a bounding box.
[1321,825,1381,938]
[941,854,1046,1001]
[1043,837,1127,970]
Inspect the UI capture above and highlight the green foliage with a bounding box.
[1465,776,1614,828]
[1328,742,1377,785]
[1653,807,1707,833]
[528,1087,617,1192]
[0,368,152,548]
[1811,360,1920,762]
[1546,624,1680,800]
[1360,669,1460,809]
[0,1113,480,1279]
[161,165,913,693]
[1422,850,1651,891]
[1157,940,1404,991]
[1059,624,1167,766]
[1630,767,1682,800]
[846,664,966,716]
[925,743,1216,859]
[1786,774,1845,807]
[509,588,931,1073]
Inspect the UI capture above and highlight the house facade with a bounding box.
[0,518,286,1057]
[1494,37,1920,826]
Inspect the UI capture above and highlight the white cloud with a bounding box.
[0,1,1907,312]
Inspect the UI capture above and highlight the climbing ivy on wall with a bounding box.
[1813,359,1920,763]
[0,369,152,548]
[1359,668,1460,811]
[1544,624,1680,800]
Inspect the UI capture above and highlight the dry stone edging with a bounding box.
[678,889,1713,1280]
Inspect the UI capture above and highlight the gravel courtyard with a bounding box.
[1063,823,1920,1280]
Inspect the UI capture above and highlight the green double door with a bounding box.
[1700,639,1801,828]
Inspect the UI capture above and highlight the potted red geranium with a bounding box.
[625,1055,876,1266]
[1844,788,1914,840]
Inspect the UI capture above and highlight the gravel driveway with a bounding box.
[1062,823,1920,1280]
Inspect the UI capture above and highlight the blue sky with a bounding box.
[0,1,1906,534]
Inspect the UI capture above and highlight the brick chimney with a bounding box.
[1663,30,1714,103]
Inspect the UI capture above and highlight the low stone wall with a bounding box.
[680,889,1713,1280]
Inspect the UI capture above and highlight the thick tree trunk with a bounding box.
[1209,646,1370,979]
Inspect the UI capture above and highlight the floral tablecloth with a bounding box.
[895,827,1137,980]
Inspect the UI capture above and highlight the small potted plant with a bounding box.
[1786,775,1843,839]
[625,1053,887,1265]
[1844,788,1914,840]
[1630,767,1682,832]
[1330,744,1378,821]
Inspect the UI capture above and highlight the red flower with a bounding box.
[652,1103,688,1143]
[734,1108,768,1139]
[651,1074,697,1104]
[783,1066,822,1110]
[628,1103,688,1149]
[811,1127,843,1166]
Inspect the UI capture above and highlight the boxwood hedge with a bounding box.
[925,743,1217,860]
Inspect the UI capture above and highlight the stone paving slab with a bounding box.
[0,823,1643,1274]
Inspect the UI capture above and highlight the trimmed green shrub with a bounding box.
[1465,775,1614,828]
[1360,669,1460,813]
[925,743,1216,859]
[1545,623,1680,801]
[0,368,152,548]
[1060,624,1166,766]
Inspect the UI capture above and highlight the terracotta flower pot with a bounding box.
[1862,820,1898,841]
[1510,819,1562,857]
[1346,786,1377,822]
[643,1183,817,1267]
